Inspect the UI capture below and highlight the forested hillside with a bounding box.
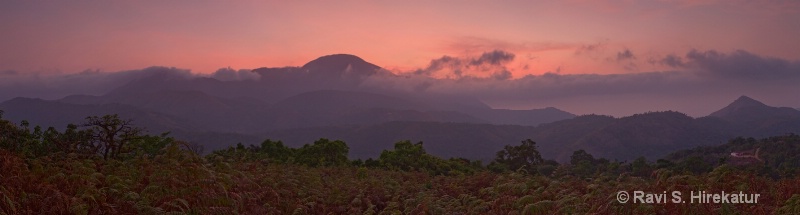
[4,95,799,164]
[2,112,800,214]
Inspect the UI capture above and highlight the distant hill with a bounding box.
[533,97,800,162]
[0,97,201,134]
[4,54,798,164]
[707,95,800,136]
[467,107,576,126]
[48,54,573,131]
[538,111,732,162]
[251,96,800,163]
[0,97,264,153]
[301,54,381,79]
[60,90,271,133]
[664,134,800,176]
[3,93,800,163]
[270,90,429,113]
[709,95,800,124]
[259,121,536,162]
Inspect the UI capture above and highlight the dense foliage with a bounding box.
[664,134,800,178]
[2,112,800,214]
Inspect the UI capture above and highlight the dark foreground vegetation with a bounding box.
[2,112,800,214]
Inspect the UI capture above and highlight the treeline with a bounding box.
[209,130,800,181]
[0,111,181,160]
[211,139,485,175]
[663,134,800,178]
[3,112,799,179]
[4,113,800,214]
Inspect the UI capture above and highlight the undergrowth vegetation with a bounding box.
[2,113,800,214]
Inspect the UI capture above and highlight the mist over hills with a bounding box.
[1,54,799,163]
[0,97,203,133]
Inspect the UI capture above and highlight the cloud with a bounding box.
[211,67,260,81]
[412,50,516,79]
[413,81,433,92]
[0,66,199,102]
[656,49,800,81]
[616,49,636,61]
[614,49,638,71]
[658,54,685,67]
[417,55,462,76]
[491,70,513,80]
[683,49,800,80]
[1,49,798,117]
[447,37,576,54]
[1,70,18,76]
[366,48,799,116]
[471,50,515,66]
[574,41,607,55]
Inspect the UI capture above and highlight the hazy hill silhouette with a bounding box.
[263,90,489,129]
[467,107,577,126]
[271,90,429,113]
[60,90,271,133]
[3,91,799,163]
[707,95,800,136]
[47,54,575,131]
[3,54,798,163]
[301,54,382,79]
[260,121,536,162]
[0,97,202,133]
[710,95,800,123]
[0,54,576,160]
[537,111,732,162]
[248,96,800,162]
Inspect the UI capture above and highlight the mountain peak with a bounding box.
[731,95,765,107]
[709,95,767,118]
[301,54,381,78]
[303,54,367,66]
[709,95,800,123]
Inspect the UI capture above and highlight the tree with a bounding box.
[257,139,292,163]
[125,132,175,159]
[82,114,143,159]
[570,150,595,166]
[379,141,427,171]
[378,140,480,175]
[0,110,28,153]
[570,150,597,177]
[295,138,349,167]
[677,156,711,174]
[1,111,81,157]
[490,139,544,174]
[631,156,652,177]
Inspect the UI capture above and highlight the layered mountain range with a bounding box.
[1,54,798,162]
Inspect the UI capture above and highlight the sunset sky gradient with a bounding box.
[3,0,799,76]
[2,1,799,116]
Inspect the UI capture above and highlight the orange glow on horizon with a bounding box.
[1,1,797,77]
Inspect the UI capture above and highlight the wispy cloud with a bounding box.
[1,49,797,117]
[211,67,259,81]
[446,37,577,54]
[616,49,636,61]
[0,66,197,101]
[411,50,517,80]
[368,48,799,115]
[655,49,800,81]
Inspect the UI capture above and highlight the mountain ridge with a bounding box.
[2,52,798,163]
[301,54,381,74]
[2,94,799,163]
[709,95,800,120]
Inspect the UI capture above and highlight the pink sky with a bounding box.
[2,0,799,77]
